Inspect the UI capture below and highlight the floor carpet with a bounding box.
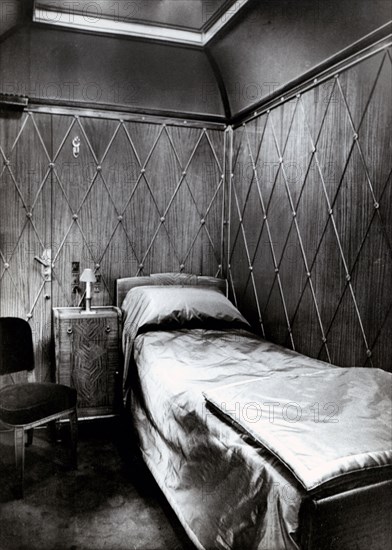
[0,417,195,550]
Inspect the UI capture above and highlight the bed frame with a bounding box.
[116,273,392,550]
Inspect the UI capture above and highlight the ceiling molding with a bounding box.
[33,0,251,46]
[27,98,227,127]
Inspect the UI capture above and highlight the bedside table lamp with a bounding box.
[80,268,96,314]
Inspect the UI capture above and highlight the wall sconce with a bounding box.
[80,268,96,314]
[72,136,81,158]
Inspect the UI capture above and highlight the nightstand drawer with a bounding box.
[53,307,122,418]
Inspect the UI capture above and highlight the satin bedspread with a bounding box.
[204,366,392,491]
[125,327,391,550]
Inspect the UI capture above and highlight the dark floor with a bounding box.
[0,417,195,550]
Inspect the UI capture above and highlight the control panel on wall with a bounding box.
[71,261,80,301]
[53,306,122,418]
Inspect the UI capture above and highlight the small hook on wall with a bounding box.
[72,136,81,158]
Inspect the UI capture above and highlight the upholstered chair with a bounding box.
[0,317,78,498]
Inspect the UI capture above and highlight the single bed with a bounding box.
[116,273,392,550]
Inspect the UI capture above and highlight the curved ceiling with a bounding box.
[0,25,226,119]
[1,0,391,120]
[209,0,392,117]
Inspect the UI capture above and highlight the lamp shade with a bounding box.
[80,268,96,283]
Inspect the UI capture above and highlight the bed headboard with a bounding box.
[116,273,228,307]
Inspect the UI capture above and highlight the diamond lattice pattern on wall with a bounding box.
[229,47,392,370]
[50,118,225,308]
[0,114,225,381]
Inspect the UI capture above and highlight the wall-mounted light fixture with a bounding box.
[72,136,81,158]
[80,268,96,314]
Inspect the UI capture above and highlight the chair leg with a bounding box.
[14,428,25,499]
[68,409,78,470]
[47,420,59,442]
[26,428,34,447]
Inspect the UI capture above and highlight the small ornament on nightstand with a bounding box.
[80,268,96,314]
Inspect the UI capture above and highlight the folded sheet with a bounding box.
[204,366,392,490]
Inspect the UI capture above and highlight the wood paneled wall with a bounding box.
[228,46,392,370]
[1,42,391,383]
[0,109,226,382]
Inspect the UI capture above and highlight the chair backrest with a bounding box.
[0,318,35,375]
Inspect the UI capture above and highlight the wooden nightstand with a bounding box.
[53,307,122,419]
